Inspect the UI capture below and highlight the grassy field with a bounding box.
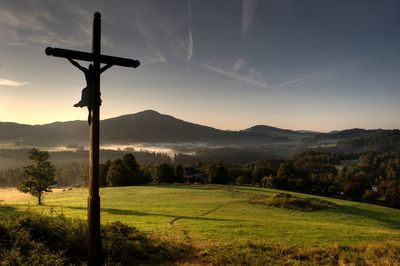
[1,184,400,249]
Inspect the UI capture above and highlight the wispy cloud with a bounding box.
[186,0,193,68]
[187,28,193,62]
[147,49,167,64]
[268,59,361,91]
[233,57,247,72]
[0,79,31,86]
[241,0,258,35]
[203,57,267,88]
[0,4,91,48]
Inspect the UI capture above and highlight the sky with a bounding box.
[0,0,400,132]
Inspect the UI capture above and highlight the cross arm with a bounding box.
[45,47,140,68]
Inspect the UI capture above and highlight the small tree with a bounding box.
[18,148,57,205]
[174,164,184,183]
[123,153,139,173]
[206,163,229,184]
[155,163,175,183]
[271,162,295,189]
[106,159,130,186]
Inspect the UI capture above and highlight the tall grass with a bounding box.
[203,241,400,266]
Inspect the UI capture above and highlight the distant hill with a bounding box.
[0,110,395,150]
[337,129,400,153]
[244,125,309,141]
[100,110,233,143]
[313,128,382,141]
[0,110,284,145]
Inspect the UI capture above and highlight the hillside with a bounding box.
[1,184,400,265]
[1,184,400,246]
[313,128,382,141]
[101,110,234,143]
[337,129,400,153]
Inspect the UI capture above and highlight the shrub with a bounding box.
[235,176,246,185]
[362,189,378,203]
[0,212,192,265]
[260,176,272,188]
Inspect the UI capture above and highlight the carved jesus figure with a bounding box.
[67,58,112,123]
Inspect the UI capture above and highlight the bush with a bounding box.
[235,176,246,185]
[0,213,85,265]
[362,189,378,203]
[0,212,192,265]
[260,176,272,188]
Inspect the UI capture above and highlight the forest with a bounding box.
[2,148,399,209]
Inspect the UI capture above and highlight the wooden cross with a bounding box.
[45,12,140,266]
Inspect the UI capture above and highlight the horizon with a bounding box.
[1,1,400,131]
[0,109,398,133]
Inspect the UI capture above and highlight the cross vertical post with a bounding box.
[88,12,102,266]
[44,11,140,266]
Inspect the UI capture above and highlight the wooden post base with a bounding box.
[88,195,101,266]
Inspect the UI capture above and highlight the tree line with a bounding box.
[4,149,400,209]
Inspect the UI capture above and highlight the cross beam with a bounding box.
[45,12,140,266]
[45,47,140,68]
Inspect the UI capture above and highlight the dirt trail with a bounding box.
[169,202,236,225]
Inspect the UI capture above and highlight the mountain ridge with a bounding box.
[0,110,392,145]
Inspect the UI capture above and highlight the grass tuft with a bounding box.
[249,193,339,211]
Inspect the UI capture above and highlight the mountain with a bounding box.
[244,125,309,141]
[100,110,230,143]
[0,110,393,147]
[0,110,284,145]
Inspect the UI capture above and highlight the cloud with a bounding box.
[187,27,193,62]
[147,49,167,64]
[241,0,258,35]
[268,59,361,91]
[0,1,191,65]
[0,3,92,48]
[233,57,247,72]
[0,79,31,86]
[203,58,267,88]
[187,0,193,64]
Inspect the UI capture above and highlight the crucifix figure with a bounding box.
[67,59,112,124]
[45,12,140,266]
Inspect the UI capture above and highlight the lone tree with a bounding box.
[18,148,57,205]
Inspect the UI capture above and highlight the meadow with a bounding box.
[1,184,400,248]
[0,185,400,265]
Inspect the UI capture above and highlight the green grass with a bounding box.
[1,184,400,248]
[308,143,337,149]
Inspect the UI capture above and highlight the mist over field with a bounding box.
[1,110,399,172]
